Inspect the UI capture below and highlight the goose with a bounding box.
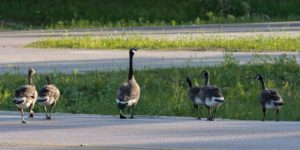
[186,76,203,119]
[199,70,224,121]
[255,74,283,121]
[116,48,140,119]
[37,75,60,120]
[12,67,38,123]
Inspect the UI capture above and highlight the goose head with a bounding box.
[28,67,36,76]
[254,74,263,81]
[46,75,51,85]
[129,48,138,56]
[201,70,209,79]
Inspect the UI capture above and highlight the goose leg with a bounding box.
[194,105,200,120]
[212,106,219,120]
[206,106,214,121]
[262,108,266,121]
[28,103,34,118]
[276,109,280,121]
[129,105,136,119]
[44,106,49,119]
[19,108,27,123]
[47,102,57,120]
[119,109,127,119]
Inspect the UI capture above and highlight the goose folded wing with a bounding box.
[15,85,36,98]
[200,86,222,98]
[188,87,200,100]
[42,85,60,97]
[117,81,140,102]
[261,89,282,102]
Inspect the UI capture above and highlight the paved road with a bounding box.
[0,21,300,74]
[2,21,300,36]
[0,111,299,150]
[0,49,299,74]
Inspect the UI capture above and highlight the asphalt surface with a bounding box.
[0,111,299,150]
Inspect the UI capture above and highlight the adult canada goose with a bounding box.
[37,75,60,120]
[12,67,38,123]
[199,70,224,121]
[186,76,203,119]
[116,48,140,119]
[255,74,283,121]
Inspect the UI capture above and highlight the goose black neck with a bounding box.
[128,54,134,80]
[186,77,192,88]
[28,74,33,85]
[204,75,209,86]
[46,76,51,84]
[259,78,266,90]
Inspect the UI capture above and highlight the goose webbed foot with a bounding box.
[129,106,136,119]
[207,117,215,121]
[119,109,127,119]
[129,116,134,119]
[46,116,52,120]
[197,117,201,120]
[120,114,127,119]
[262,108,266,121]
[29,113,34,118]
[22,120,28,123]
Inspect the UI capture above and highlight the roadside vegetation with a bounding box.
[0,54,299,121]
[27,35,300,52]
[1,0,300,30]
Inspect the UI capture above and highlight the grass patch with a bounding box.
[0,54,299,121]
[28,35,300,52]
[1,0,300,30]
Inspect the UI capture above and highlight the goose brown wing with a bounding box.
[199,85,222,99]
[39,85,60,99]
[260,89,281,103]
[15,85,37,99]
[117,80,140,102]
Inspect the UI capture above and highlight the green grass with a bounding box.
[1,0,300,30]
[0,54,299,121]
[27,35,300,52]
